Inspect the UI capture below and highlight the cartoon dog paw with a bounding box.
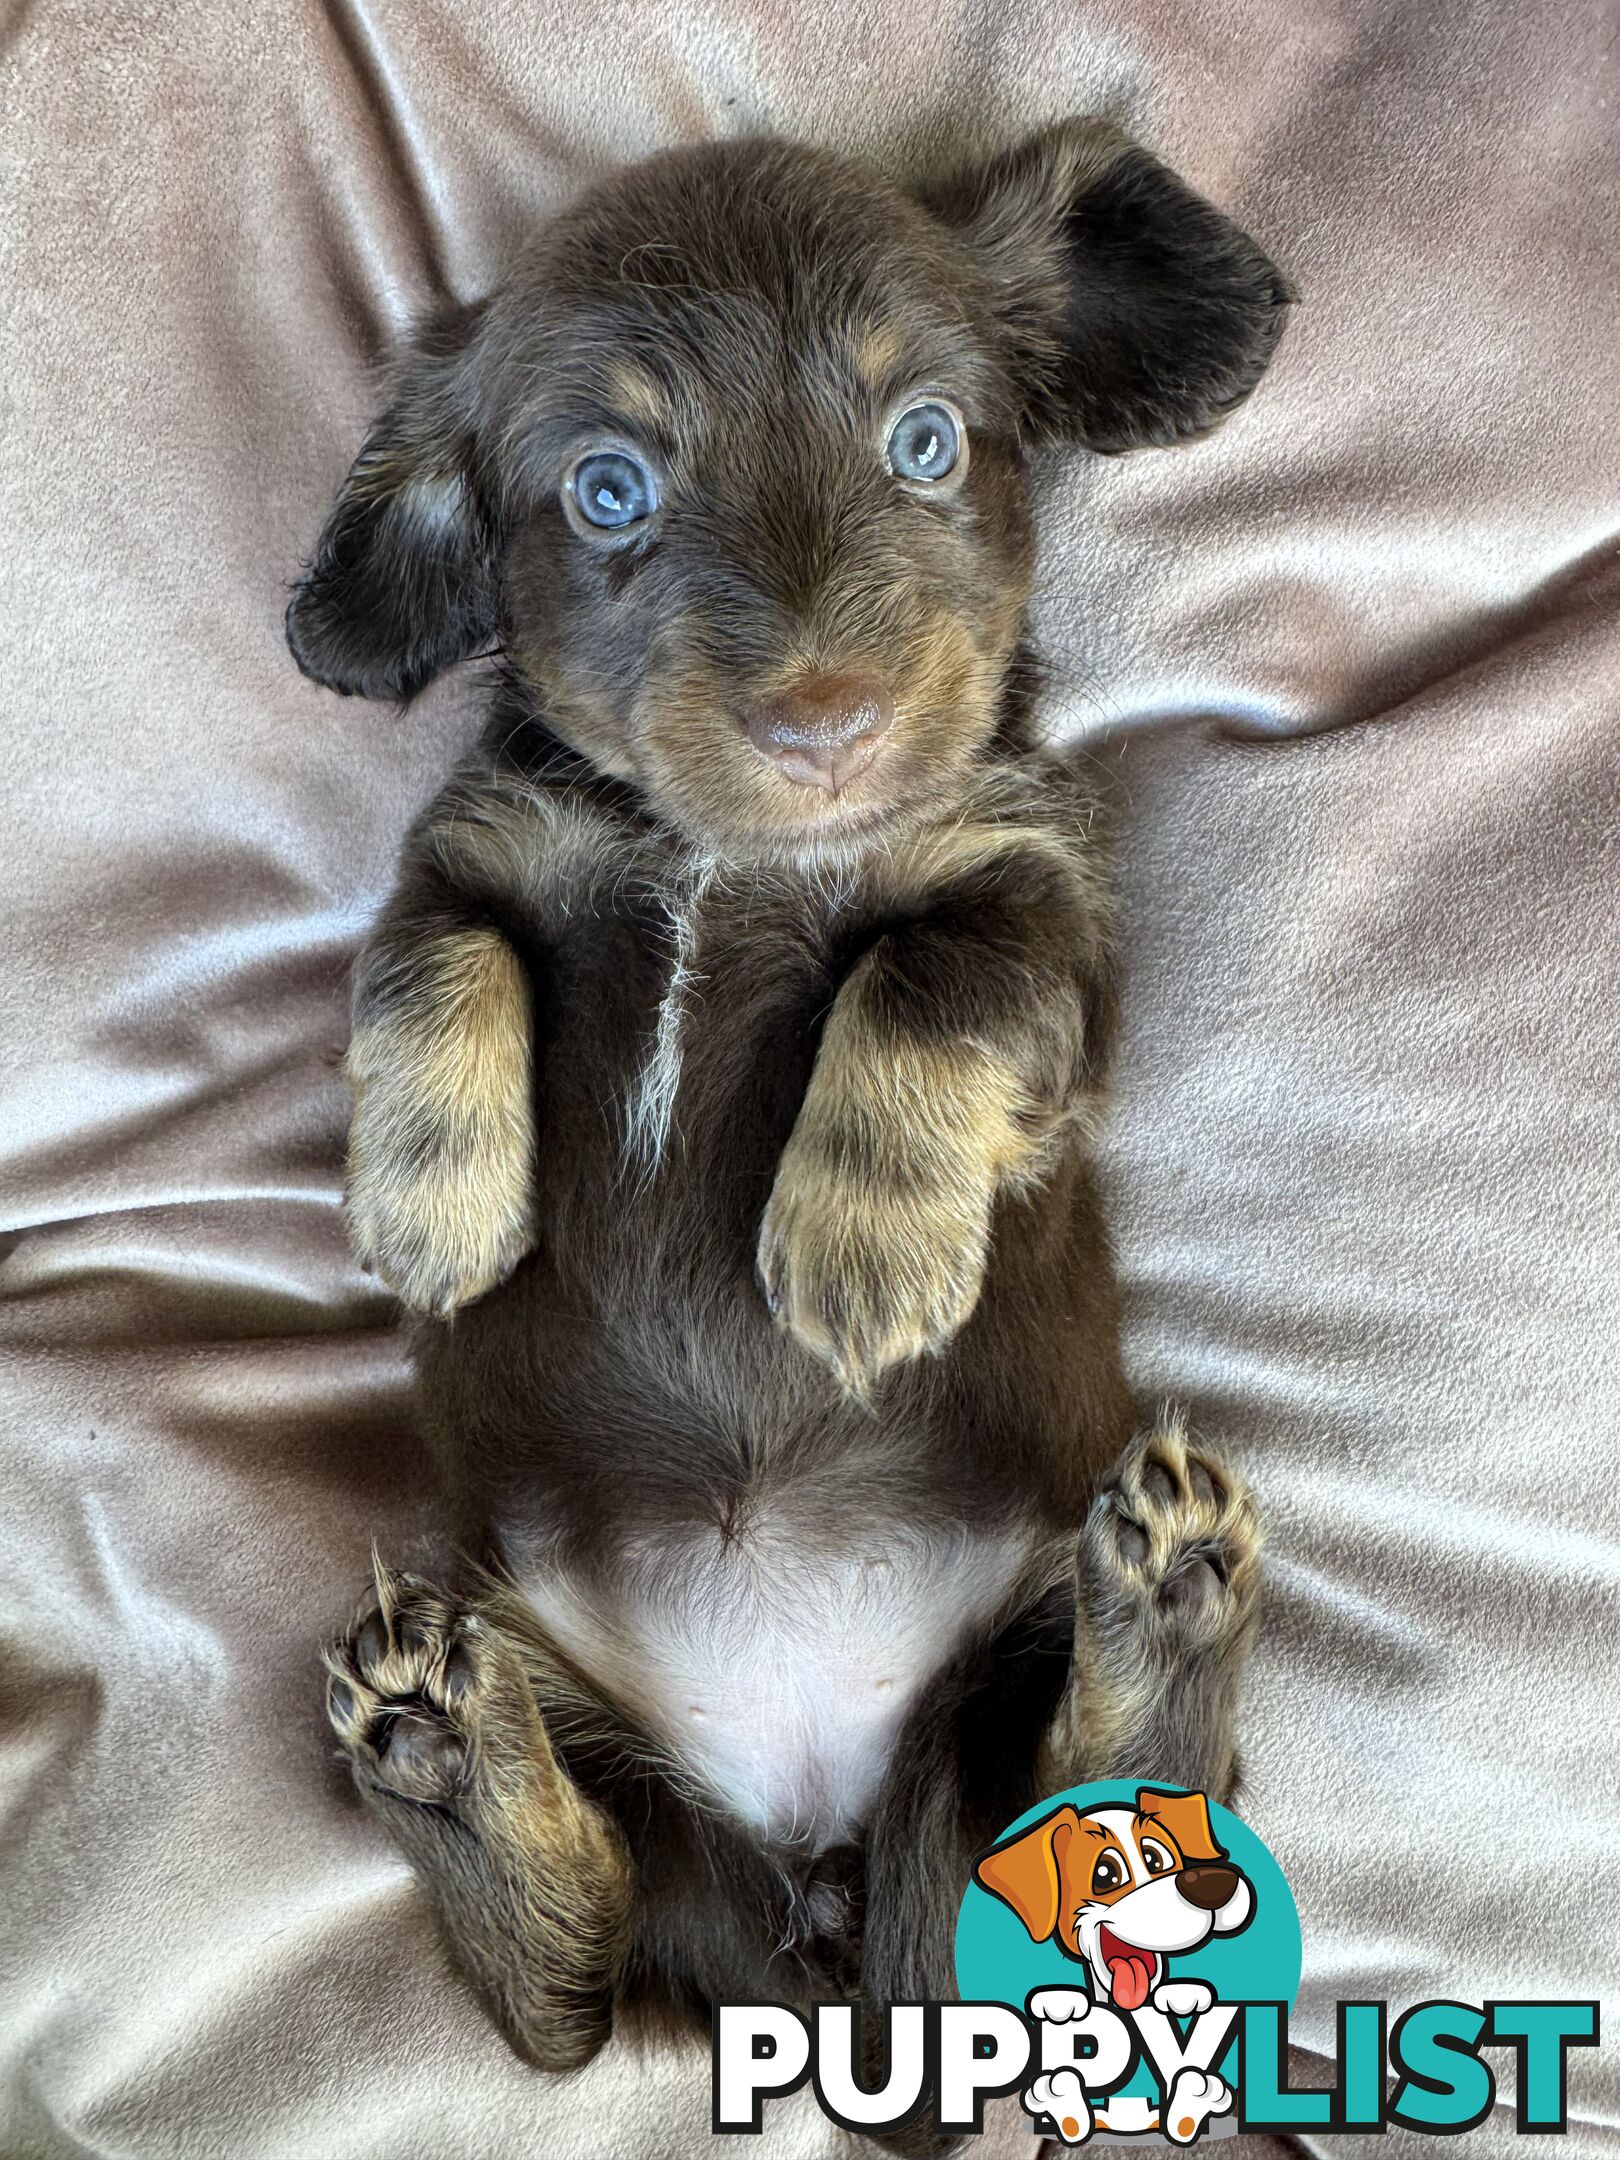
[1163,2067,1233,2144]
[1023,2068,1093,2145]
[1027,1988,1094,2025]
[1086,1419,1261,1649]
[1152,1979,1216,2018]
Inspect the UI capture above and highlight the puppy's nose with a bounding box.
[744,673,895,794]
[1177,1864,1240,1910]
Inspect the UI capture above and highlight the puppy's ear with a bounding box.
[1136,1787,1226,1864]
[927,119,1291,452]
[973,1804,1082,1943]
[286,307,498,700]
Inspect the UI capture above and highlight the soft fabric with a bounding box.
[1,3,1614,2157]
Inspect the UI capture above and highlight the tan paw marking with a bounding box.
[1087,1421,1262,1646]
[322,1564,540,1812]
[757,1140,995,1398]
[345,928,535,1316]
[758,1032,1031,1397]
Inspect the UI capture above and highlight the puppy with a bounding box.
[975,1785,1253,2009]
[292,121,1284,2122]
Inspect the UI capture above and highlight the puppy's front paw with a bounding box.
[347,1069,535,1317]
[756,1133,993,1397]
[344,922,537,1316]
[1085,1421,1261,1654]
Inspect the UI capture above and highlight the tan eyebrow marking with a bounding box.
[850,319,906,382]
[603,360,667,430]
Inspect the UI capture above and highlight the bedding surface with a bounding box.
[2,1,1616,2155]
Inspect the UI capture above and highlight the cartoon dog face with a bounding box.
[973,1788,1252,2008]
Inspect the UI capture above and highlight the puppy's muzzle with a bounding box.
[744,672,894,795]
[1176,1863,1240,1910]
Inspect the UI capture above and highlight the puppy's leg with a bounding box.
[346,878,536,1316]
[759,832,1108,1395]
[323,1566,632,2070]
[1048,1419,1262,1800]
[858,1585,1076,2157]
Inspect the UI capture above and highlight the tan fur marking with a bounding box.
[324,1564,632,2072]
[850,318,907,382]
[346,928,536,1315]
[758,995,1037,1396]
[604,358,668,431]
[1042,1422,1262,1796]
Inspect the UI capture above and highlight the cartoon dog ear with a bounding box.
[1136,1788,1227,1864]
[925,118,1291,453]
[973,1805,1083,1943]
[286,305,499,702]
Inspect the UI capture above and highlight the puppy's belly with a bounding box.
[521,1514,1031,1850]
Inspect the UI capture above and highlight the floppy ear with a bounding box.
[927,118,1291,452]
[973,1805,1083,1943]
[286,307,499,701]
[1136,1787,1226,1864]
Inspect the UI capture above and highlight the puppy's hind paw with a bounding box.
[322,1562,546,1818]
[1086,1419,1261,1654]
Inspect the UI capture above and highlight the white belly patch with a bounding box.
[522,1512,1031,1850]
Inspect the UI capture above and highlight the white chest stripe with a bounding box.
[620,857,717,1174]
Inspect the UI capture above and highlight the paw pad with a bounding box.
[1085,1420,1260,1644]
[322,1565,487,1806]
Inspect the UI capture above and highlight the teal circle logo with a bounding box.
[956,1781,1301,2143]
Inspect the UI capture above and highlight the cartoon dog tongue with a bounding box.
[1100,1930,1156,2009]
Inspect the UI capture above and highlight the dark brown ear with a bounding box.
[286,306,499,701]
[926,118,1292,453]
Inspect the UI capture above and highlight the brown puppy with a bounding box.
[292,122,1284,2121]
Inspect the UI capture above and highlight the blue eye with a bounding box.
[886,400,962,483]
[570,450,659,530]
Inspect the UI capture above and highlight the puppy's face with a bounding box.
[289,129,1288,862]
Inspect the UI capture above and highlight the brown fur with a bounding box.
[288,118,1289,2133]
[323,1565,632,2070]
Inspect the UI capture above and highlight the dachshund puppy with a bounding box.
[291,121,1284,2118]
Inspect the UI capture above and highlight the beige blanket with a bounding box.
[3,1,1615,2154]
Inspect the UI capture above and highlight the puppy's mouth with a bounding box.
[1096,1925,1160,2010]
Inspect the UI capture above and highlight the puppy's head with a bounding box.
[289,127,1288,860]
[973,1787,1253,2007]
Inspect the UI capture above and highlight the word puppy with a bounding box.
[292,117,1287,2149]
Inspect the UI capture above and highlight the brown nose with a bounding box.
[744,673,895,795]
[1177,1864,1240,1911]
